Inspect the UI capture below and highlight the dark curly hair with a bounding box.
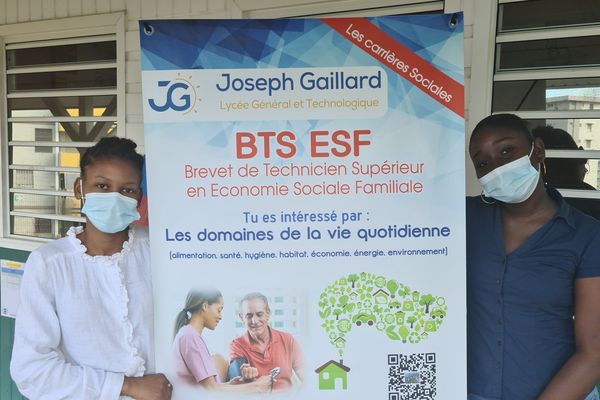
[471,113,533,146]
[80,137,144,178]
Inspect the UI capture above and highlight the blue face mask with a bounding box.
[80,182,140,233]
[479,145,540,204]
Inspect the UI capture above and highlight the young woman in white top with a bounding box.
[10,137,171,400]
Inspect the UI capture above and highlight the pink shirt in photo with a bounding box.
[172,324,219,384]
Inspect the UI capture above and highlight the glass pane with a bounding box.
[6,41,115,68]
[11,215,80,239]
[497,36,600,71]
[562,197,600,220]
[9,95,117,117]
[11,145,89,167]
[10,122,117,143]
[11,193,81,218]
[498,0,600,32]
[7,69,116,92]
[11,170,79,191]
[492,78,600,112]
[526,123,600,199]
[524,119,600,151]
[542,157,599,190]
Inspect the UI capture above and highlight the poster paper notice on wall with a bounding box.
[1,259,24,318]
[140,15,465,399]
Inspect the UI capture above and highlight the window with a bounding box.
[492,0,600,217]
[34,129,53,153]
[1,14,124,242]
[239,0,443,18]
[497,0,600,31]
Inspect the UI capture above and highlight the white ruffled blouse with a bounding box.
[10,226,154,400]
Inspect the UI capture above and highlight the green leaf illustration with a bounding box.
[343,303,355,314]
[385,326,400,340]
[319,308,331,319]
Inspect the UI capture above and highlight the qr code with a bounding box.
[387,352,436,400]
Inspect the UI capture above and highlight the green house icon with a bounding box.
[333,337,346,348]
[315,360,351,390]
[372,288,390,304]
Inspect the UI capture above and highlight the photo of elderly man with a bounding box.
[229,292,304,392]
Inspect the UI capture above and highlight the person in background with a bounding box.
[172,288,271,394]
[10,137,171,399]
[467,114,600,400]
[229,292,304,392]
[532,125,600,220]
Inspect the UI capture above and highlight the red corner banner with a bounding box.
[322,18,464,118]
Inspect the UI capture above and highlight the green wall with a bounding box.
[0,247,28,400]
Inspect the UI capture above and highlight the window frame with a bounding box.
[490,0,600,201]
[237,0,444,19]
[0,12,125,250]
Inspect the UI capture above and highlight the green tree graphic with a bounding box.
[318,272,448,357]
[407,315,417,329]
[348,274,359,288]
[333,308,343,320]
[419,294,436,314]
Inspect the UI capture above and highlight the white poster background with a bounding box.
[141,17,465,400]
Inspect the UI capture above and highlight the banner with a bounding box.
[140,15,465,399]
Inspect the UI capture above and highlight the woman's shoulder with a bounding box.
[177,324,201,338]
[133,226,149,241]
[466,195,491,206]
[466,196,479,206]
[30,227,83,260]
[130,226,149,250]
[567,204,600,235]
[175,325,208,348]
[22,228,85,284]
[466,195,495,216]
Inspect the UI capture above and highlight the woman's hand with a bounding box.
[251,375,274,393]
[121,374,172,400]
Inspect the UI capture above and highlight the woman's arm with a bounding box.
[199,374,272,393]
[178,335,270,393]
[538,277,600,400]
[121,375,172,399]
[10,251,125,399]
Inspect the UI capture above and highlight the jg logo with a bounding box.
[148,73,200,114]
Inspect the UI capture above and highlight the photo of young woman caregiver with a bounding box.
[10,137,172,400]
[172,287,272,394]
[467,114,600,400]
